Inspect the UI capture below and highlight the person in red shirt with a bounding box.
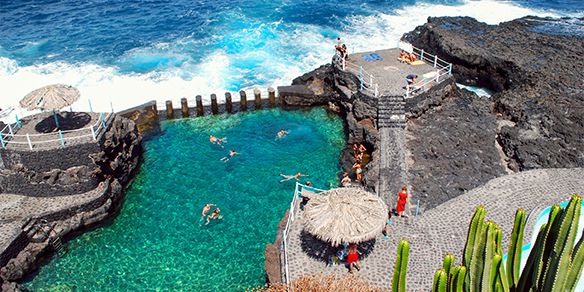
[396,185,409,217]
[347,244,361,273]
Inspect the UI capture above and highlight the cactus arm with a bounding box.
[517,224,547,291]
[392,240,410,292]
[469,209,487,292]
[456,266,467,292]
[450,265,462,292]
[565,229,584,292]
[392,240,404,292]
[398,240,409,292]
[537,205,563,289]
[443,253,455,287]
[464,206,486,268]
[481,223,497,292]
[507,209,526,289]
[433,269,448,292]
[544,196,581,292]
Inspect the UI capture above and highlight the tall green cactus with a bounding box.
[506,209,525,289]
[392,239,410,292]
[432,269,448,292]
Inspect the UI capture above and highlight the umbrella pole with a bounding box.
[53,110,60,129]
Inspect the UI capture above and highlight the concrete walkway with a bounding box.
[283,168,584,290]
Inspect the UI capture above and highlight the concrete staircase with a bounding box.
[377,95,406,129]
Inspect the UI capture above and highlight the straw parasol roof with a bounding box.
[20,84,80,110]
[303,188,388,246]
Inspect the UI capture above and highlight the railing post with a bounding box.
[88,98,93,112]
[406,85,410,99]
[26,134,32,150]
[434,55,438,67]
[225,92,233,113]
[448,64,453,76]
[342,57,346,71]
[0,134,5,149]
[100,113,106,128]
[90,125,96,141]
[416,199,420,216]
[436,71,440,83]
[369,75,372,87]
[196,95,204,117]
[375,84,379,97]
[58,130,65,146]
[359,66,363,90]
[8,123,13,136]
[166,100,174,119]
[15,115,21,128]
[423,79,427,92]
[110,101,114,113]
[420,49,424,61]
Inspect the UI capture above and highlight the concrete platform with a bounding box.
[345,48,443,96]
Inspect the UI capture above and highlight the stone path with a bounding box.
[283,168,584,290]
[378,128,407,207]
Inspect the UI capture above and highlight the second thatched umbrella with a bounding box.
[303,188,388,246]
[20,84,80,128]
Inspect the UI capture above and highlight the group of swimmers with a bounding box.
[209,135,239,162]
[200,203,222,225]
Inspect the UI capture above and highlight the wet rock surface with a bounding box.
[404,16,584,172]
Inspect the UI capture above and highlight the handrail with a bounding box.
[281,182,326,284]
[0,112,113,150]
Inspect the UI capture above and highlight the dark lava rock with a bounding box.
[404,16,584,172]
[407,86,506,209]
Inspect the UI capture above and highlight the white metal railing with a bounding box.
[281,182,325,285]
[334,52,380,98]
[0,112,112,150]
[399,41,453,98]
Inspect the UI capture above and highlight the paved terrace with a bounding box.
[283,168,584,290]
[0,112,112,151]
[343,48,443,97]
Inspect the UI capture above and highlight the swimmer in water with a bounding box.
[220,149,239,162]
[206,208,222,225]
[279,172,309,182]
[209,135,227,147]
[276,129,289,139]
[200,203,216,221]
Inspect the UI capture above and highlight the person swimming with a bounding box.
[209,135,227,147]
[279,172,309,182]
[276,129,289,139]
[220,149,239,162]
[200,203,216,221]
[205,208,222,225]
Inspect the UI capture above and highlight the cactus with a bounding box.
[432,269,448,292]
[392,240,410,292]
[506,209,525,289]
[450,265,466,292]
[464,206,486,269]
[443,253,455,286]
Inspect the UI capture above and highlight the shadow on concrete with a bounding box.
[35,112,92,133]
[299,229,376,263]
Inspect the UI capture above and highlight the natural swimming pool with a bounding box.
[23,107,345,291]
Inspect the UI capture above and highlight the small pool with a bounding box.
[23,107,345,291]
[456,83,493,97]
[503,200,584,291]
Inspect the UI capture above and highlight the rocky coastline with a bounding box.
[0,115,142,291]
[266,15,584,284]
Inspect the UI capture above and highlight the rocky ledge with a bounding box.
[0,115,142,291]
[402,16,584,208]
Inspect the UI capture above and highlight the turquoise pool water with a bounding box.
[23,107,345,291]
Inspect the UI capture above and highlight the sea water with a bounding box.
[22,107,345,291]
[0,0,582,119]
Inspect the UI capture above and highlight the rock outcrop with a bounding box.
[404,16,584,171]
[0,114,141,289]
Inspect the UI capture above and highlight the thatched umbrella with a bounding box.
[303,188,388,246]
[20,84,80,128]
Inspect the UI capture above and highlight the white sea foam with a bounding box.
[0,0,572,122]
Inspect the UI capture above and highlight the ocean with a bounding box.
[0,0,582,115]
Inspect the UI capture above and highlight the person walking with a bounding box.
[396,185,409,217]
